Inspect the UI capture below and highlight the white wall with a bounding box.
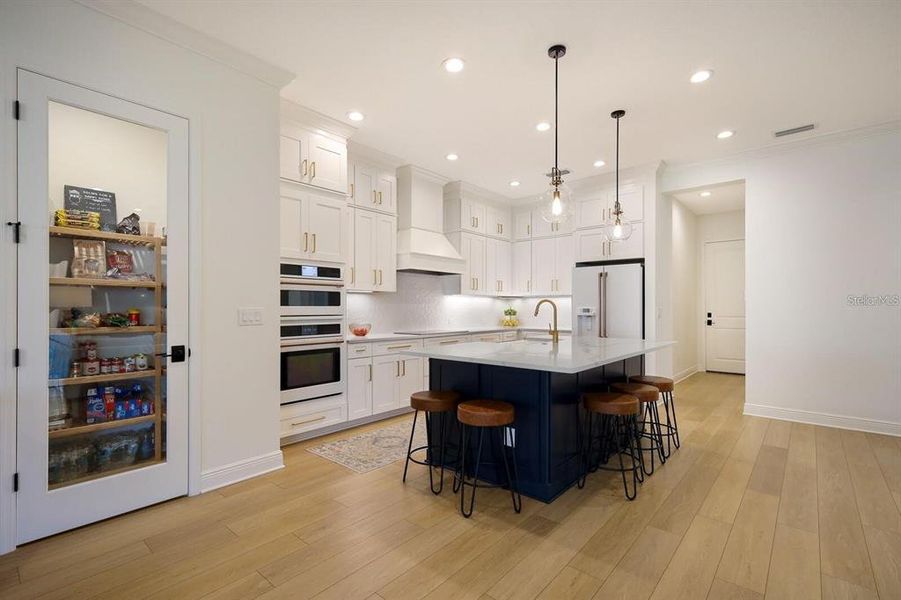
[671,199,699,380]
[1,0,284,551]
[662,127,901,434]
[699,210,745,243]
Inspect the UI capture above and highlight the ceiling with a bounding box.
[671,181,745,215]
[138,1,900,199]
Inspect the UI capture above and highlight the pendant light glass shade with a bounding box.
[603,109,633,242]
[539,179,573,224]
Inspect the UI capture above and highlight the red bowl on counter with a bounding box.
[349,323,371,337]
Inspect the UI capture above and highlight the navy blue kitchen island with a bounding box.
[402,337,673,503]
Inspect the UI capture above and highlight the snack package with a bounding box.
[71,240,106,279]
[106,249,134,273]
[116,212,141,236]
[86,388,106,424]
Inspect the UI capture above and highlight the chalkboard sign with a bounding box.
[64,185,117,231]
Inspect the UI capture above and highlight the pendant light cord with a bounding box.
[615,113,621,213]
[554,54,559,177]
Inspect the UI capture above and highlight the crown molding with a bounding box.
[444,180,511,204]
[400,165,450,187]
[348,141,406,171]
[77,0,295,89]
[281,99,357,140]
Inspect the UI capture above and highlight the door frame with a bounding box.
[0,69,203,553]
[700,237,746,373]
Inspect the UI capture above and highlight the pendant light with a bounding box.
[603,109,633,241]
[539,44,573,224]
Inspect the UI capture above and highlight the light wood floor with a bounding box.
[1,372,900,599]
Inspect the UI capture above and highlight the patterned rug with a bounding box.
[306,418,428,473]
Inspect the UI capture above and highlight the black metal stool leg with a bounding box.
[460,427,485,518]
[403,409,419,483]
[578,412,592,488]
[650,400,667,464]
[497,427,522,513]
[506,427,522,513]
[668,391,681,449]
[453,422,465,494]
[429,411,449,495]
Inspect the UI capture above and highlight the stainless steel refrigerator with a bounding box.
[572,259,644,339]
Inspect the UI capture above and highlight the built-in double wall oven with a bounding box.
[280,260,346,405]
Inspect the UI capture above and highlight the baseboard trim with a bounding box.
[673,366,698,384]
[743,403,901,437]
[200,450,284,493]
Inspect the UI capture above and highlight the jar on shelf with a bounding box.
[127,309,141,326]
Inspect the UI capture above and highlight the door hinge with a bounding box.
[13,100,20,120]
[6,221,21,243]
[13,473,18,493]
[13,348,20,367]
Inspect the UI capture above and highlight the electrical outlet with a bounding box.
[238,307,263,326]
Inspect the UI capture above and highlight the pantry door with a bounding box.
[15,70,190,543]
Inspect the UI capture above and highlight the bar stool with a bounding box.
[578,392,642,500]
[454,400,522,518]
[403,390,462,494]
[629,375,679,457]
[610,382,667,476]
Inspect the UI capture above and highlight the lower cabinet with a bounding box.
[347,357,372,421]
[346,340,423,420]
[280,396,347,439]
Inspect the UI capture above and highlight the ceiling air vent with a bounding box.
[774,124,815,138]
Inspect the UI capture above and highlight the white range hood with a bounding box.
[395,165,465,275]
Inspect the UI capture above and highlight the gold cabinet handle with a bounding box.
[303,232,309,252]
[310,161,316,179]
[378,191,383,204]
[354,346,367,353]
[402,360,406,376]
[373,269,377,284]
[368,364,372,381]
[439,340,460,345]
[312,233,317,253]
[291,415,325,427]
[379,269,383,285]
[387,344,412,350]
[527,224,531,235]
[373,190,377,204]
[350,266,355,284]
[301,159,308,177]
[396,361,400,377]
[350,182,355,199]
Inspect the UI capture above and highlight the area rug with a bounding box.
[306,418,428,473]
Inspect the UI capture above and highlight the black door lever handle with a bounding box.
[155,345,187,363]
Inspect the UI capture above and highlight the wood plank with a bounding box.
[534,566,601,600]
[706,578,762,599]
[714,489,780,594]
[778,463,819,534]
[699,458,755,524]
[647,450,728,536]
[842,430,901,533]
[765,524,820,600]
[594,526,680,599]
[199,572,273,600]
[787,423,817,469]
[862,526,901,600]
[821,575,878,600]
[746,445,787,497]
[648,515,731,600]
[866,433,901,494]
[762,420,791,449]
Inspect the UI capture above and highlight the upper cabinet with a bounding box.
[444,182,511,241]
[279,130,348,195]
[573,222,644,262]
[486,205,511,240]
[348,209,396,292]
[349,159,396,215]
[514,209,532,240]
[279,184,350,263]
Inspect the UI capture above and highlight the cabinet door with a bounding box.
[306,194,349,263]
[352,209,377,291]
[531,237,556,295]
[514,210,532,240]
[344,207,355,286]
[555,217,574,236]
[613,184,644,222]
[376,171,397,215]
[512,241,532,295]
[353,163,378,208]
[347,358,372,421]
[576,192,609,229]
[307,133,347,193]
[461,199,486,234]
[531,214,555,238]
[486,206,511,239]
[554,235,574,295]
[574,228,609,262]
[371,354,399,414]
[279,186,307,258]
[461,233,487,295]
[375,213,397,292]
[609,221,644,259]
[397,357,422,408]
[494,239,512,295]
[279,134,304,183]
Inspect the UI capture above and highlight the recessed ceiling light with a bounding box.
[442,57,465,73]
[346,110,364,122]
[509,180,521,187]
[690,69,713,83]
[593,160,606,168]
[717,130,734,139]
[445,153,459,161]
[536,121,551,132]
[699,191,712,197]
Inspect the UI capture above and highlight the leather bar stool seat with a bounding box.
[410,390,461,413]
[583,392,639,416]
[610,382,659,404]
[457,399,515,428]
[629,375,674,393]
[579,392,642,500]
[610,382,667,476]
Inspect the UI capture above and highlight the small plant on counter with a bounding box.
[502,306,519,328]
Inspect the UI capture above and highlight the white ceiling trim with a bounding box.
[76,0,296,88]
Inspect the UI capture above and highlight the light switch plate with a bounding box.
[238,307,263,326]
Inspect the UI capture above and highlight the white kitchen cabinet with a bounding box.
[512,241,532,294]
[280,129,347,194]
[279,185,348,263]
[461,198,487,234]
[397,356,422,408]
[608,184,644,222]
[531,214,555,238]
[610,222,644,259]
[514,210,532,240]
[458,232,488,295]
[349,209,396,292]
[486,238,512,295]
[374,213,397,292]
[573,223,643,262]
[470,332,502,343]
[531,237,556,295]
[376,171,397,215]
[575,192,610,229]
[349,160,396,215]
[486,205,511,240]
[555,234,574,295]
[371,354,400,414]
[347,358,373,421]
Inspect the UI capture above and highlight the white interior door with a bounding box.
[16,70,189,543]
[704,239,746,374]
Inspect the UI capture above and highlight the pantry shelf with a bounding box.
[49,414,156,439]
[48,458,163,491]
[49,326,161,336]
[50,368,160,387]
[49,225,161,246]
[49,277,160,289]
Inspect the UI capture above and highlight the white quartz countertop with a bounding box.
[400,337,674,374]
[345,327,572,344]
